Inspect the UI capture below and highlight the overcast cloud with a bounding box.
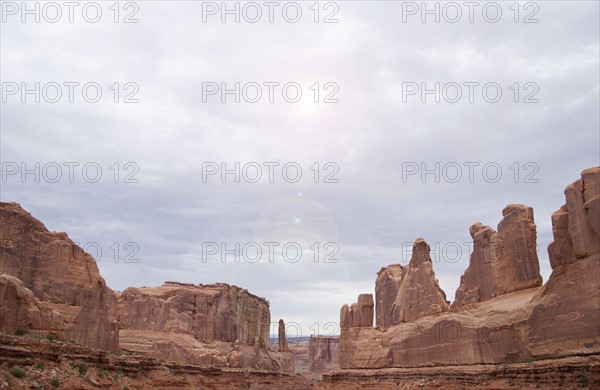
[1,1,599,337]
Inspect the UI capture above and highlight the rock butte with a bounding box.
[0,167,599,389]
[116,281,291,370]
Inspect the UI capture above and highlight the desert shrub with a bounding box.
[14,328,28,336]
[69,361,87,376]
[10,366,25,378]
[579,375,589,388]
[50,378,61,388]
[96,367,107,378]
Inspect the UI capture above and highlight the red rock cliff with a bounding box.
[116,281,290,370]
[0,202,118,351]
[453,204,542,306]
[375,239,449,327]
[338,167,599,369]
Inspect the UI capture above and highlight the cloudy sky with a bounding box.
[1,1,598,337]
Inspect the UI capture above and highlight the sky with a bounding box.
[1,1,599,338]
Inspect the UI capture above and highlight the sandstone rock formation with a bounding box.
[0,274,63,336]
[340,294,373,329]
[375,264,405,328]
[0,202,118,351]
[0,202,292,371]
[0,333,317,390]
[278,319,289,352]
[309,336,340,372]
[527,166,600,358]
[376,239,449,327]
[116,281,289,371]
[338,167,600,369]
[453,204,542,306]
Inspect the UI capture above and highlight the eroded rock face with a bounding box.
[117,281,270,346]
[0,274,64,335]
[116,281,289,371]
[527,167,600,357]
[453,204,542,306]
[309,336,340,372]
[0,202,118,351]
[338,168,600,369]
[340,294,373,329]
[375,265,405,328]
[0,202,292,370]
[390,239,449,324]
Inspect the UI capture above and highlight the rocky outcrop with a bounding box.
[0,202,118,351]
[116,281,289,371]
[309,336,340,372]
[0,202,293,371]
[117,281,270,346]
[527,167,600,358]
[376,239,449,327]
[278,319,289,352]
[0,334,316,390]
[375,265,405,328]
[276,319,294,372]
[0,274,63,336]
[340,294,373,329]
[453,204,542,306]
[323,355,600,389]
[338,167,600,369]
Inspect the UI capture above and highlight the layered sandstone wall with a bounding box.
[340,294,373,329]
[0,202,291,371]
[116,281,291,371]
[453,204,542,306]
[338,167,600,369]
[0,274,64,336]
[526,167,600,357]
[375,239,449,327]
[375,265,404,328]
[0,202,118,351]
[116,282,270,346]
